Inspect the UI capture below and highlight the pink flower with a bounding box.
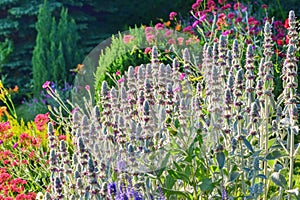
[116,71,121,76]
[192,3,200,10]
[155,23,164,30]
[123,35,135,44]
[168,39,176,45]
[71,107,79,115]
[177,37,184,45]
[173,86,181,92]
[165,29,173,37]
[199,14,206,22]
[0,121,11,133]
[146,34,155,43]
[183,26,193,34]
[192,21,199,28]
[228,12,235,19]
[42,81,51,89]
[118,76,125,84]
[145,27,154,34]
[222,30,231,36]
[218,0,225,4]
[85,85,90,91]
[58,135,67,141]
[235,17,243,23]
[34,112,50,131]
[169,12,177,20]
[179,73,186,80]
[144,47,152,54]
[221,3,231,10]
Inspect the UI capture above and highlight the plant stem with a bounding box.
[263,97,269,200]
[288,120,295,200]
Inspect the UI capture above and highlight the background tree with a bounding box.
[32,1,80,96]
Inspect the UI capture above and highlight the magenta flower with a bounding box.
[118,76,125,84]
[222,30,231,36]
[116,70,121,76]
[155,23,164,30]
[169,12,177,20]
[13,142,18,148]
[179,73,186,80]
[192,21,199,28]
[85,85,90,91]
[199,14,206,22]
[42,81,51,89]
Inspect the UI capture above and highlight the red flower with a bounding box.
[284,18,289,29]
[34,113,49,131]
[262,4,268,9]
[285,36,290,44]
[277,39,283,46]
[58,135,67,141]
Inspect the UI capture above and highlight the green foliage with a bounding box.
[32,1,80,96]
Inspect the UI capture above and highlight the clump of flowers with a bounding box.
[34,112,50,131]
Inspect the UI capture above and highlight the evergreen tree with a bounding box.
[32,0,52,95]
[32,1,80,96]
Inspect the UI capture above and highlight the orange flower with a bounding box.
[175,24,181,31]
[12,85,18,92]
[165,21,171,27]
[0,106,7,117]
[70,64,84,73]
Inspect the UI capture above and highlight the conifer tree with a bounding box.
[32,0,52,96]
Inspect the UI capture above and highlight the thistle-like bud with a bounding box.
[227,72,234,89]
[48,122,54,135]
[232,39,239,58]
[88,157,95,173]
[77,137,85,153]
[93,105,101,120]
[152,46,159,65]
[120,86,127,103]
[81,115,89,127]
[59,140,67,154]
[101,81,109,98]
[235,68,244,85]
[250,101,259,119]
[72,154,78,165]
[143,100,150,116]
[50,149,57,166]
[128,66,135,80]
[44,192,52,200]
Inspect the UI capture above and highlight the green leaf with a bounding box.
[199,178,214,192]
[174,118,180,128]
[266,150,286,160]
[243,138,254,152]
[256,174,267,179]
[161,187,193,199]
[165,174,176,189]
[216,152,225,169]
[230,171,240,182]
[271,172,287,188]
